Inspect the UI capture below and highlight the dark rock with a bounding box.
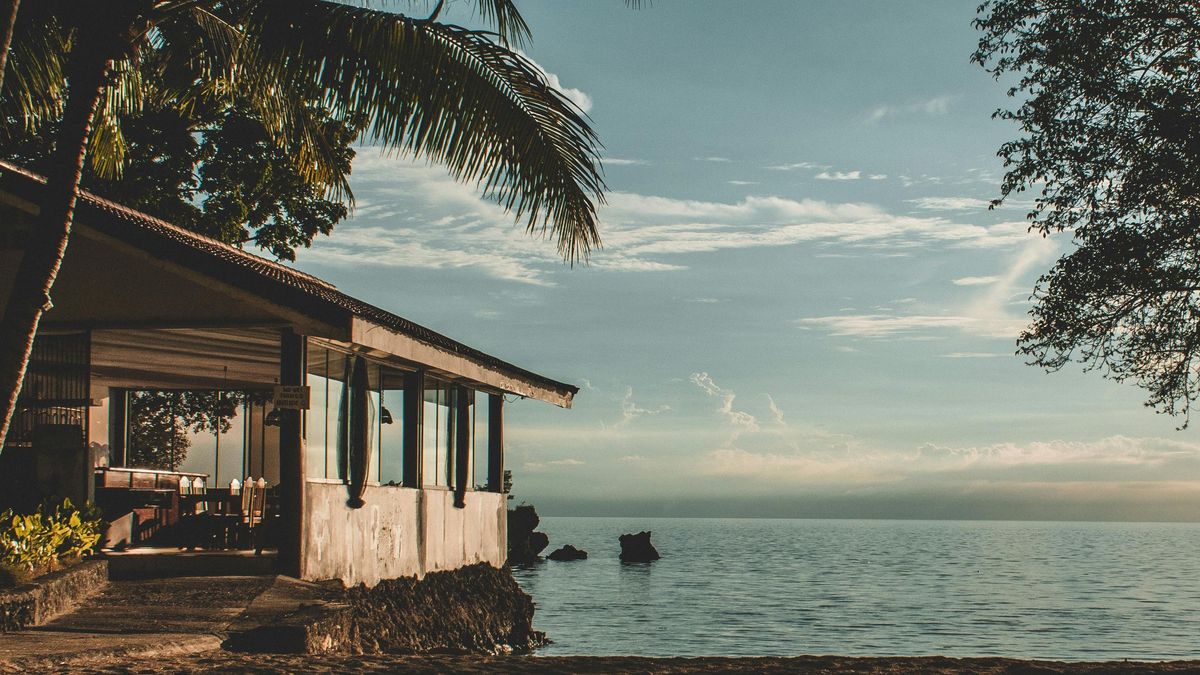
[507,505,550,564]
[340,563,545,654]
[619,531,661,562]
[547,545,588,561]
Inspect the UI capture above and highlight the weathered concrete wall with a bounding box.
[302,482,506,588]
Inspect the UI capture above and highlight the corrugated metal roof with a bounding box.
[0,160,578,400]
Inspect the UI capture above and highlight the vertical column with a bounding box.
[277,329,306,578]
[453,386,471,508]
[108,387,126,467]
[402,369,424,488]
[487,394,504,493]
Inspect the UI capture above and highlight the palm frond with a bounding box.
[0,7,68,137]
[470,0,531,49]
[242,0,605,262]
[87,57,144,179]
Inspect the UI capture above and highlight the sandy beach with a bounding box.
[27,654,1200,674]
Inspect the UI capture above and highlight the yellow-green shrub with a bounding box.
[0,499,103,577]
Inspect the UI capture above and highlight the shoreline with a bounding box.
[38,653,1200,674]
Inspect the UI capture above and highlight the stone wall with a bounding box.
[302,482,506,587]
[0,559,108,632]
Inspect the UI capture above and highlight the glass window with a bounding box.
[424,379,458,487]
[474,392,490,490]
[305,344,349,480]
[378,368,405,485]
[305,350,330,480]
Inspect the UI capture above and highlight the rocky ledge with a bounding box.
[343,563,545,654]
[547,545,588,561]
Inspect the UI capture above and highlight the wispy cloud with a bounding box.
[523,458,586,472]
[953,275,1001,286]
[727,180,758,186]
[619,386,670,426]
[867,95,954,123]
[798,314,973,338]
[815,170,861,181]
[605,157,650,166]
[798,238,1056,340]
[695,156,731,162]
[690,372,759,443]
[696,434,1200,487]
[766,161,825,171]
[909,196,992,211]
[301,153,1041,285]
[765,394,786,426]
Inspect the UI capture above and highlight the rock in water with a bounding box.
[547,545,588,561]
[507,504,550,564]
[619,531,661,562]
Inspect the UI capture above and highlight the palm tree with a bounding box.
[0,0,606,447]
[0,0,19,91]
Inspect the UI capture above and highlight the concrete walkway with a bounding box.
[0,576,274,672]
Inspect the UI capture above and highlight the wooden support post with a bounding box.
[453,386,470,508]
[277,329,305,578]
[108,387,126,467]
[487,394,504,493]
[402,369,423,488]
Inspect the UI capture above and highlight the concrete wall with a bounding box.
[302,481,506,587]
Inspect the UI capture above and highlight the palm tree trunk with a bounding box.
[0,0,19,91]
[0,34,112,448]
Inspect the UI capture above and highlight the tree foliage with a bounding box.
[974,1,1200,424]
[126,390,243,471]
[0,79,359,260]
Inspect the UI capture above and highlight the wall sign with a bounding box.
[273,385,311,410]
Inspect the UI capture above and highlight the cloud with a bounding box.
[867,95,954,123]
[619,386,670,426]
[523,458,586,472]
[798,237,1057,340]
[953,275,1001,286]
[690,372,758,440]
[688,372,722,397]
[518,52,592,112]
[868,174,888,181]
[798,313,973,338]
[909,196,993,211]
[695,156,731,162]
[695,434,1200,488]
[766,161,824,171]
[766,394,786,426]
[727,180,758,186]
[942,352,1004,358]
[302,152,1041,285]
[605,157,650,166]
[815,170,861,181]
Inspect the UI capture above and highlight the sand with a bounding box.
[30,653,1200,674]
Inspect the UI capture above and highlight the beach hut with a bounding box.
[0,161,576,586]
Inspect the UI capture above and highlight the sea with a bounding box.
[510,517,1200,661]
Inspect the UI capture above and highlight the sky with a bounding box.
[292,0,1200,521]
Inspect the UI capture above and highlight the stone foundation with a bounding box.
[0,559,108,632]
[228,563,542,655]
[341,562,544,654]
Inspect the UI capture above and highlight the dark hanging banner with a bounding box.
[345,355,372,508]
[335,356,351,482]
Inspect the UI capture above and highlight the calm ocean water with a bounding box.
[510,517,1200,660]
